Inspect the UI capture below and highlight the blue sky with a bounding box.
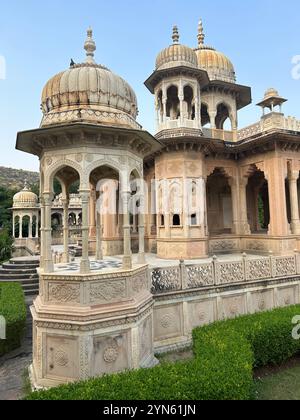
[0,0,299,171]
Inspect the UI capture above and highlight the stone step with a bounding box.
[0,277,39,284]
[0,268,37,275]
[0,273,39,280]
[24,288,39,296]
[2,263,39,270]
[10,257,40,263]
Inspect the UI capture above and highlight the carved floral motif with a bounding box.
[186,264,214,288]
[49,283,80,303]
[90,281,126,303]
[151,267,181,294]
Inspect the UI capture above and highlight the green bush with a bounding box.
[0,283,26,356]
[0,229,14,263]
[26,305,300,401]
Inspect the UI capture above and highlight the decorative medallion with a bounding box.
[55,349,69,367]
[103,345,119,363]
[161,314,174,329]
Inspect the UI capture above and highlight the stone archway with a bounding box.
[206,168,233,235]
[246,167,270,234]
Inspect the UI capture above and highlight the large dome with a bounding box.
[13,182,38,209]
[156,26,198,71]
[41,29,140,129]
[195,21,236,84]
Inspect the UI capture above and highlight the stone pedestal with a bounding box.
[30,265,157,389]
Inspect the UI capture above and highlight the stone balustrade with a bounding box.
[151,254,299,294]
[237,113,300,141]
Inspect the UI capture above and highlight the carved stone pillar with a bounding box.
[289,172,300,235]
[40,198,45,270]
[209,110,217,129]
[227,178,238,235]
[239,178,251,235]
[36,213,40,239]
[61,197,69,263]
[29,216,33,239]
[12,215,15,238]
[19,217,23,239]
[122,191,132,269]
[138,195,146,264]
[80,191,90,274]
[95,211,103,261]
[43,193,54,273]
[266,159,289,236]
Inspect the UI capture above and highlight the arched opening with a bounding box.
[14,215,20,238]
[51,213,62,230]
[89,165,120,257]
[206,169,233,235]
[22,215,30,238]
[246,169,270,234]
[166,85,180,120]
[157,90,163,123]
[201,103,210,128]
[172,214,181,226]
[183,85,195,120]
[190,214,197,226]
[49,165,81,255]
[32,215,38,238]
[68,212,77,226]
[215,103,231,130]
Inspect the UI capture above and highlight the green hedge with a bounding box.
[0,282,26,356]
[26,305,300,400]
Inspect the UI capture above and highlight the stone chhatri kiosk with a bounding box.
[15,21,300,388]
[16,29,161,388]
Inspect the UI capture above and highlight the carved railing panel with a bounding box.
[150,254,300,295]
[215,261,245,285]
[186,264,214,289]
[151,267,181,294]
[245,258,272,281]
[272,256,297,278]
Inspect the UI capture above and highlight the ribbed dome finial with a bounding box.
[23,179,29,191]
[172,25,180,44]
[198,19,205,47]
[84,27,96,64]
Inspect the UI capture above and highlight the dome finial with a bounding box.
[84,27,96,64]
[172,25,180,44]
[23,179,29,191]
[198,19,205,47]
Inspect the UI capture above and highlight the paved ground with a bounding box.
[0,297,34,401]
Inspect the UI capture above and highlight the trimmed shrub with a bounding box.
[26,305,300,401]
[0,282,26,356]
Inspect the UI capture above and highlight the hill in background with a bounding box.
[0,167,39,191]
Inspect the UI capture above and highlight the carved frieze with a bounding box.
[90,280,126,304]
[48,283,81,304]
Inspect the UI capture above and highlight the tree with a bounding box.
[0,229,14,263]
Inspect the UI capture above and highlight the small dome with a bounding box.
[264,88,280,99]
[41,28,140,130]
[13,182,38,209]
[156,26,198,71]
[195,20,236,84]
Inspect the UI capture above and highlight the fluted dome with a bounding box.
[195,21,236,84]
[156,26,198,71]
[13,183,38,209]
[41,29,140,130]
